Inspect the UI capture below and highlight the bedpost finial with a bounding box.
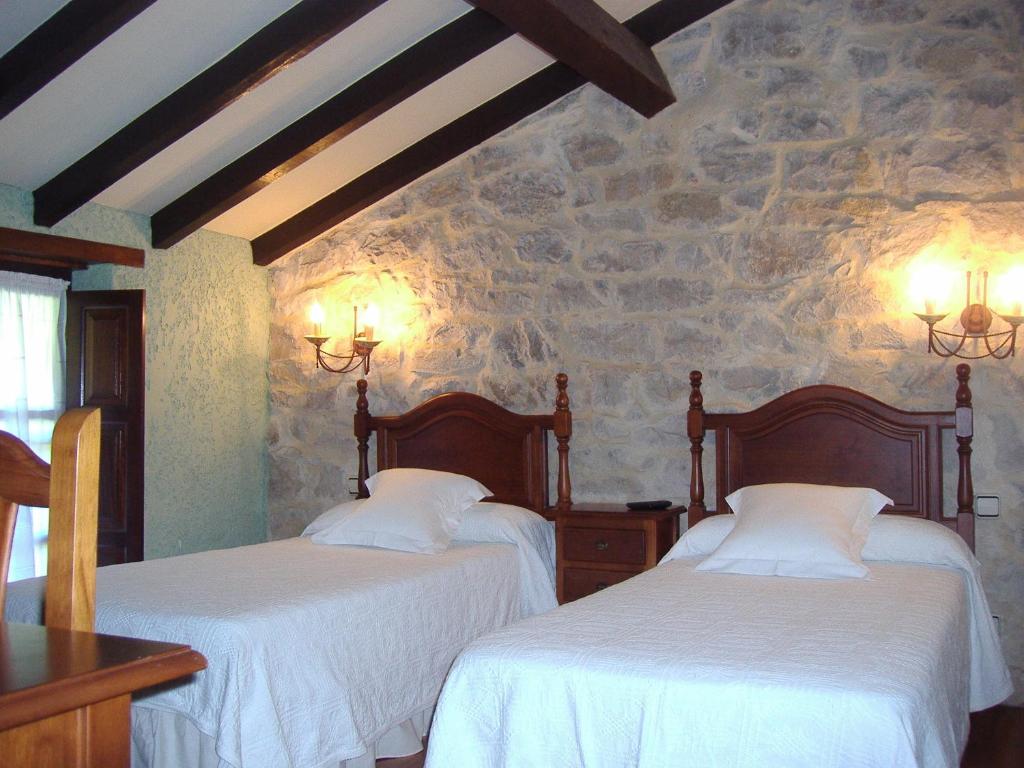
[955,364,972,407]
[689,370,703,410]
[555,372,569,411]
[356,379,369,414]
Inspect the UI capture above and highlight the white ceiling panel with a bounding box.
[95,0,469,214]
[206,35,554,239]
[0,0,299,189]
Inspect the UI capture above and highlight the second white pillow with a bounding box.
[311,468,491,554]
[695,483,892,579]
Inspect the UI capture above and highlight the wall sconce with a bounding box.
[304,302,381,374]
[914,270,1023,359]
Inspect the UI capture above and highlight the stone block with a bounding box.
[766,106,847,142]
[617,278,713,311]
[699,145,776,184]
[717,10,804,63]
[604,164,675,202]
[479,171,567,217]
[584,240,665,273]
[861,85,933,138]
[763,66,825,100]
[733,231,830,283]
[417,172,471,208]
[850,0,926,24]
[562,132,625,171]
[785,145,878,192]
[514,230,574,264]
[847,46,889,78]
[657,191,735,227]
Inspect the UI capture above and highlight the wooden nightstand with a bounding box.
[556,503,681,603]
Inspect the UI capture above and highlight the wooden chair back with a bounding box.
[0,408,101,631]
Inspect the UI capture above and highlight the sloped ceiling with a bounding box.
[0,0,732,264]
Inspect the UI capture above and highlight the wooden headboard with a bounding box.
[687,364,976,549]
[354,374,573,519]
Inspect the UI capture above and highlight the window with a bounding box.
[0,271,68,580]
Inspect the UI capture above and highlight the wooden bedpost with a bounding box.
[554,372,573,511]
[954,363,975,551]
[355,379,371,499]
[687,370,706,529]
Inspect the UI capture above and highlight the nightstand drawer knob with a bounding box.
[595,540,609,551]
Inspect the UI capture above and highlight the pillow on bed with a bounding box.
[301,499,365,537]
[694,483,892,579]
[454,502,557,614]
[663,512,981,572]
[659,514,735,562]
[308,469,491,554]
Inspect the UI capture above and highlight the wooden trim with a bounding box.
[467,0,674,118]
[32,0,387,228]
[0,0,158,122]
[251,0,729,265]
[0,227,144,269]
[151,10,512,250]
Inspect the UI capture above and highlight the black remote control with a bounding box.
[626,499,672,510]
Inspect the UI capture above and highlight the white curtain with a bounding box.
[0,271,68,581]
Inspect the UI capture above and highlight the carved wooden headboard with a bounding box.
[687,364,975,549]
[354,374,573,519]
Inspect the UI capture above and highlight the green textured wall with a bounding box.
[0,184,269,558]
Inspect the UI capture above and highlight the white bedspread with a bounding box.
[427,558,1005,768]
[5,536,549,768]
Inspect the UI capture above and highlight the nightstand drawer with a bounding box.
[562,527,646,565]
[561,567,638,602]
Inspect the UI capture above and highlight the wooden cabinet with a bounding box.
[556,503,680,603]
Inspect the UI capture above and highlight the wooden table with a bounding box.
[556,503,681,603]
[0,622,206,767]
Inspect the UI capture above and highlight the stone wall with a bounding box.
[268,0,1024,701]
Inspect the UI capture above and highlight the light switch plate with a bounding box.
[976,495,999,518]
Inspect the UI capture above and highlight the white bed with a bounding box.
[425,367,1012,768]
[426,549,1009,768]
[3,375,575,768]
[6,530,554,768]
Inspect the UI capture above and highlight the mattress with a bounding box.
[5,536,549,768]
[426,557,1006,768]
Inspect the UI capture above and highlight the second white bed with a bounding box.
[427,550,1010,768]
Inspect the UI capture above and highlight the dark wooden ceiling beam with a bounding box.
[252,0,730,266]
[466,0,674,118]
[0,0,158,121]
[32,0,387,228]
[0,227,144,269]
[151,10,512,251]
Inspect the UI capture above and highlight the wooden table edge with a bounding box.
[0,646,206,732]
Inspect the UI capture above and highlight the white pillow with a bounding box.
[862,514,981,569]
[301,499,365,537]
[695,483,892,579]
[309,468,491,554]
[454,502,558,615]
[663,513,981,571]
[660,514,735,562]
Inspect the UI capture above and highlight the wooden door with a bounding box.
[65,290,145,566]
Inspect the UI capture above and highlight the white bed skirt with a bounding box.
[131,706,432,768]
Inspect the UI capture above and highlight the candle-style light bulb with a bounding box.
[361,303,380,341]
[310,301,325,337]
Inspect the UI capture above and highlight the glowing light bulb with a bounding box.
[909,263,954,316]
[996,266,1024,317]
[309,301,325,336]
[361,303,380,341]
